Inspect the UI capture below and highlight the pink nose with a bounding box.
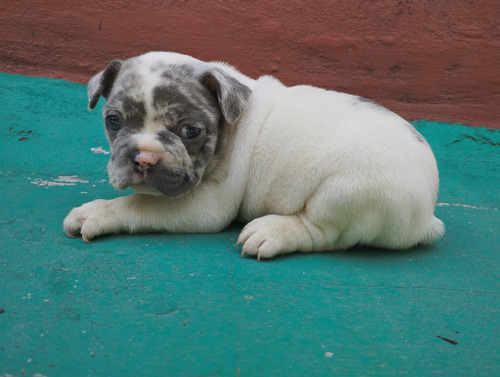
[135,151,160,169]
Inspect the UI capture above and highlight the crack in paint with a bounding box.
[437,335,458,345]
[437,202,496,211]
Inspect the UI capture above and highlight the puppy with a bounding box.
[64,52,444,259]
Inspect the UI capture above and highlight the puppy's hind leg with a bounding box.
[237,213,340,260]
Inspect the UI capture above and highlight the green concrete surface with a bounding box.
[1,72,499,377]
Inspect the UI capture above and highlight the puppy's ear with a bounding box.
[201,68,251,124]
[87,60,122,110]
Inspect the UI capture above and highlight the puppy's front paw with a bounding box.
[237,215,296,260]
[63,199,115,242]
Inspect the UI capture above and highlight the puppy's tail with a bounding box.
[420,216,445,245]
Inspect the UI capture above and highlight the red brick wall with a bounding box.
[1,0,499,128]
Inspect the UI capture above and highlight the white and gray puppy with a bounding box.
[64,52,444,259]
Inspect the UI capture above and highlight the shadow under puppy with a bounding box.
[63,52,444,260]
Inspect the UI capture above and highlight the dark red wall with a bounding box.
[1,0,499,128]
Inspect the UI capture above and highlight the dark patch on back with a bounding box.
[355,96,389,112]
[405,123,428,144]
[356,96,428,145]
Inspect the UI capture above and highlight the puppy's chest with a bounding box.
[234,138,323,221]
[237,170,307,221]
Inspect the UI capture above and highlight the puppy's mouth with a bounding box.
[107,145,199,197]
[132,163,193,197]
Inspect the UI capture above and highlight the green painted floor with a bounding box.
[1,72,499,377]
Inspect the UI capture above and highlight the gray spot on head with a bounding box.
[160,64,196,80]
[121,95,146,119]
[118,72,142,92]
[152,84,191,111]
[149,61,167,74]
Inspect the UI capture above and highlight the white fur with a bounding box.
[64,52,444,259]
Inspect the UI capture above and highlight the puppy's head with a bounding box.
[87,52,251,197]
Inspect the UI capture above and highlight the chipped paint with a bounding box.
[91,146,110,154]
[30,175,89,187]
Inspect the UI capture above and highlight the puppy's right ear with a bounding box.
[201,68,251,124]
[87,61,122,110]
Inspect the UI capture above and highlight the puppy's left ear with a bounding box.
[201,68,251,124]
[87,60,123,110]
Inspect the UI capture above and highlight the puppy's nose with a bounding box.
[134,151,160,170]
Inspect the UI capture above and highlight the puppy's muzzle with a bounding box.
[133,151,160,173]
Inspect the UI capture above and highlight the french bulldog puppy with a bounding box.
[63,52,444,259]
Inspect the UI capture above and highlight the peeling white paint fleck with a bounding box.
[56,175,89,184]
[30,175,89,187]
[91,146,110,154]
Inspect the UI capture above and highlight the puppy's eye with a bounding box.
[105,115,121,131]
[180,124,201,139]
